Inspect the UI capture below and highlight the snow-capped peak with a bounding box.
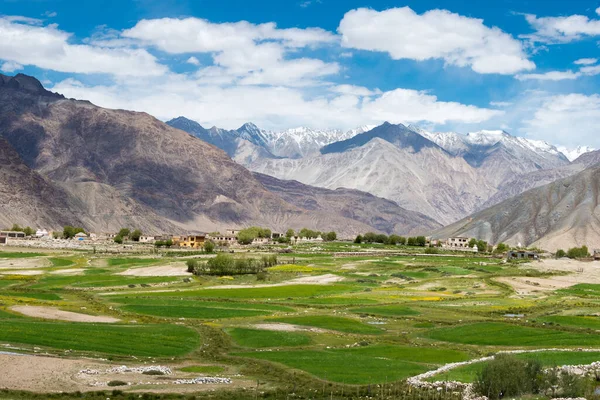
[557,145,596,162]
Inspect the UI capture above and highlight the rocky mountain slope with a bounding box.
[433,164,600,251]
[248,124,494,225]
[0,73,435,236]
[254,173,441,235]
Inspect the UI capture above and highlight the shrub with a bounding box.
[107,380,128,387]
[324,231,337,241]
[204,240,215,253]
[567,246,589,259]
[474,354,542,399]
[424,247,439,254]
[555,249,567,258]
[416,236,427,247]
[190,254,275,276]
[354,235,363,244]
[494,243,509,253]
[114,236,123,244]
[130,229,142,242]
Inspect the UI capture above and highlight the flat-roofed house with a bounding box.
[175,235,206,249]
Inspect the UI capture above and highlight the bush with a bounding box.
[238,226,272,244]
[494,243,509,253]
[324,231,337,241]
[424,247,439,254]
[130,229,142,242]
[567,245,589,259]
[114,236,123,244]
[107,380,128,387]
[555,249,566,258]
[416,236,427,247]
[474,354,542,399]
[204,240,215,253]
[189,254,275,276]
[354,235,362,244]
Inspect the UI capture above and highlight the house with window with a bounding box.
[175,235,206,248]
[446,237,470,248]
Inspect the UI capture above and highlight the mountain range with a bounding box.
[0,73,439,237]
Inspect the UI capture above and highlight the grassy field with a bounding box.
[236,345,469,384]
[424,322,600,346]
[227,327,312,348]
[1,244,599,398]
[0,319,200,357]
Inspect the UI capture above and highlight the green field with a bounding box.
[425,322,600,346]
[0,291,61,301]
[271,315,384,334]
[351,304,420,317]
[541,315,600,330]
[227,328,312,348]
[0,252,44,258]
[236,345,469,384]
[144,284,357,299]
[0,319,200,357]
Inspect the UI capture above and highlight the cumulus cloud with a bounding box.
[574,58,597,65]
[515,70,581,81]
[0,60,23,73]
[0,16,166,76]
[338,7,535,74]
[330,84,381,96]
[186,56,201,66]
[523,12,600,43]
[523,93,600,146]
[51,75,501,131]
[580,65,600,76]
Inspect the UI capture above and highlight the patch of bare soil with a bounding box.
[0,269,44,275]
[253,323,327,333]
[212,273,344,289]
[0,257,49,270]
[117,263,189,277]
[10,306,120,323]
[0,354,250,393]
[50,268,85,275]
[496,259,600,295]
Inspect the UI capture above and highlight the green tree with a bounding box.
[114,236,123,244]
[398,236,407,245]
[22,226,35,236]
[285,229,295,238]
[468,238,478,248]
[62,226,84,239]
[130,229,142,242]
[476,240,488,253]
[363,232,377,243]
[324,231,337,241]
[354,235,362,244]
[10,224,23,232]
[555,249,566,258]
[388,234,401,245]
[118,228,131,238]
[165,239,173,247]
[407,237,418,246]
[494,243,509,253]
[567,245,590,259]
[204,240,215,253]
[416,236,427,247]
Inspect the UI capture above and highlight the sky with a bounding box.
[1,0,600,148]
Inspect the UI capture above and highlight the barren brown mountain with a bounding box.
[0,73,437,236]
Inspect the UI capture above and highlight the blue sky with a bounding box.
[1,0,600,148]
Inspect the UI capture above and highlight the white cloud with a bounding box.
[0,17,166,76]
[580,65,600,76]
[523,13,600,43]
[523,93,600,146]
[574,58,597,65]
[43,11,57,18]
[597,7,600,16]
[0,60,23,73]
[515,70,581,81]
[339,52,353,58]
[338,7,535,74]
[330,84,381,96]
[186,56,201,66]
[51,75,500,131]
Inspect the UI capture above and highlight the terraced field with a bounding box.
[0,245,599,399]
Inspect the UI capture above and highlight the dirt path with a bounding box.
[117,263,189,277]
[10,306,120,323]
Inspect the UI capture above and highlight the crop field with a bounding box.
[0,244,599,398]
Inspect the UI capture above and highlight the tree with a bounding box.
[285,229,295,238]
[567,245,589,259]
[474,354,542,399]
[398,236,407,245]
[299,228,319,239]
[556,249,567,258]
[118,228,131,238]
[407,237,418,246]
[363,232,377,243]
[204,240,215,253]
[388,234,401,245]
[468,238,478,248]
[10,224,22,232]
[477,240,488,253]
[62,226,85,239]
[416,236,427,247]
[494,243,509,253]
[165,239,173,247]
[354,235,362,244]
[130,229,142,242]
[22,226,34,236]
[114,236,123,244]
[324,231,337,241]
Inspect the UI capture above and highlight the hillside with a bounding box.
[434,165,600,251]
[0,73,437,236]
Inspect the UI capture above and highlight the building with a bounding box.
[74,232,88,241]
[507,250,539,261]
[139,236,156,244]
[594,250,600,261]
[175,235,206,249]
[446,237,471,248]
[208,233,237,245]
[225,229,240,237]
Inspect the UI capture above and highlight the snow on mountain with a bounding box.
[557,145,596,162]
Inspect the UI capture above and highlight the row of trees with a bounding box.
[6,224,35,236]
[556,245,590,259]
[354,233,428,247]
[186,254,277,276]
[114,228,143,244]
[236,227,337,245]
